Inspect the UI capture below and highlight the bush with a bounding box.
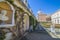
[55,24,60,28]
[41,22,51,28]
[0,30,6,40]
[33,25,36,30]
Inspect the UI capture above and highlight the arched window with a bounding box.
[0,2,15,27]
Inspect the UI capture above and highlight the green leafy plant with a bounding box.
[0,30,6,40]
[6,0,13,4]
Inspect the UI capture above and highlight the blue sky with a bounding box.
[28,0,60,16]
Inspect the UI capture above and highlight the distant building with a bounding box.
[37,10,47,22]
[51,9,60,24]
[46,15,51,22]
[37,10,51,22]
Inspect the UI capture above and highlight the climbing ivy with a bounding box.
[29,16,37,30]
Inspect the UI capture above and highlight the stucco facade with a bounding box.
[51,10,60,24]
[37,11,47,22]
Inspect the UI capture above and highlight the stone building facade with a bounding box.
[37,10,51,22]
[37,10,47,22]
[0,0,37,40]
[51,9,60,24]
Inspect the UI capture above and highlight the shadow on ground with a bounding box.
[21,25,60,40]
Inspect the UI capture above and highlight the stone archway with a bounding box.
[23,13,29,32]
[0,1,15,27]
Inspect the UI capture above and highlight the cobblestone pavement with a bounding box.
[21,25,60,40]
[25,31,60,40]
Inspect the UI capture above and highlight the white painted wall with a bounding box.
[51,10,60,24]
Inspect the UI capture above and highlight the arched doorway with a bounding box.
[24,13,29,32]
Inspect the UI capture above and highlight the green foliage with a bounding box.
[0,30,6,40]
[33,25,36,30]
[29,16,34,25]
[6,0,13,4]
[29,16,37,30]
[41,22,51,28]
